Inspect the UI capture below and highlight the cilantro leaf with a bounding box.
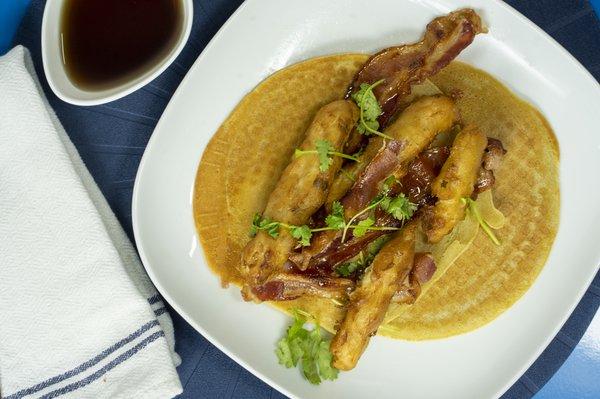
[316,341,339,381]
[366,235,391,259]
[302,328,323,384]
[353,217,375,237]
[352,83,382,127]
[294,140,358,172]
[381,175,399,194]
[249,213,262,237]
[276,311,306,367]
[315,140,334,172]
[336,236,391,277]
[336,258,362,277]
[380,193,417,221]
[275,338,294,368]
[325,201,346,229]
[266,224,280,238]
[275,310,339,385]
[351,80,393,139]
[291,225,313,246]
[250,213,280,238]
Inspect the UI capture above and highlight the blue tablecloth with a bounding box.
[7,0,600,398]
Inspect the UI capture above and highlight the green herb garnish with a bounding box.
[380,193,417,222]
[336,236,391,277]
[249,213,280,238]
[290,225,313,247]
[325,201,346,229]
[275,310,339,384]
[340,183,416,242]
[352,217,375,238]
[336,253,364,277]
[462,197,501,245]
[295,139,359,172]
[250,214,313,246]
[351,79,393,140]
[251,184,415,246]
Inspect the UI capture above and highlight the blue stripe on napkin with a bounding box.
[40,331,166,399]
[5,320,161,399]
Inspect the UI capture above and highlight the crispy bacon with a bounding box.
[402,146,450,205]
[392,252,436,304]
[341,140,404,214]
[293,147,450,273]
[249,273,353,301]
[306,214,402,274]
[347,8,485,130]
[474,138,506,194]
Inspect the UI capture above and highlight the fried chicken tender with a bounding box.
[422,124,488,243]
[331,222,417,370]
[240,100,359,297]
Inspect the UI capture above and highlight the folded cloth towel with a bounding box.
[0,46,182,398]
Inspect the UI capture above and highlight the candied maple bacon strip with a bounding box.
[308,147,450,272]
[251,273,354,302]
[240,100,359,298]
[326,95,457,210]
[331,221,417,371]
[422,124,488,243]
[349,8,484,130]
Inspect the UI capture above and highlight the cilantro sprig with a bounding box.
[351,79,393,140]
[275,310,339,384]
[251,180,416,247]
[340,188,416,243]
[336,236,390,277]
[462,197,501,245]
[324,201,345,229]
[250,214,322,246]
[295,139,359,172]
[380,194,418,221]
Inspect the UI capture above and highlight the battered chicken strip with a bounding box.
[251,273,354,302]
[241,100,359,297]
[331,221,417,370]
[422,125,487,243]
[325,96,457,210]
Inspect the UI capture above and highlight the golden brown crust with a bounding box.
[422,124,488,243]
[241,100,358,291]
[264,100,358,223]
[331,222,416,370]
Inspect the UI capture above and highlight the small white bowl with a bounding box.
[41,0,193,106]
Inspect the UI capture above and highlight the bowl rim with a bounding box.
[40,0,194,106]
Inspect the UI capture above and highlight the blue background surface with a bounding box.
[2,0,599,398]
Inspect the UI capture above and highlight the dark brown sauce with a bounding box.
[60,0,183,90]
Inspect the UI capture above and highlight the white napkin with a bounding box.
[0,46,182,399]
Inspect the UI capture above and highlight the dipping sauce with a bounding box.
[60,0,183,90]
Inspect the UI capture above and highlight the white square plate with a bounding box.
[132,1,600,397]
